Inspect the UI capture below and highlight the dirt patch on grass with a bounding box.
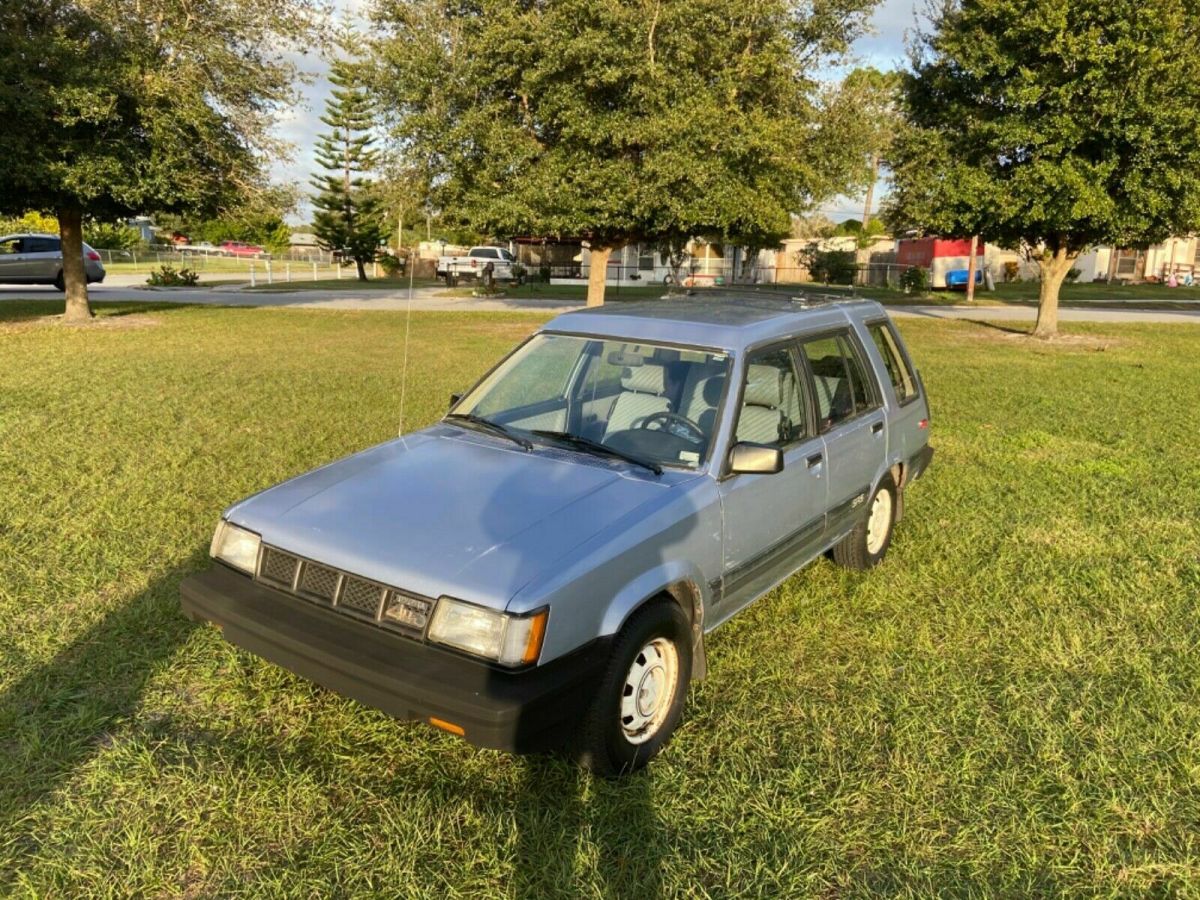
[1005,331,1119,351]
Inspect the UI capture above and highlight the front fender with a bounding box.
[598,560,709,637]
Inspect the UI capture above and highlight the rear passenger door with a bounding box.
[798,331,887,539]
[715,343,827,614]
[23,236,61,280]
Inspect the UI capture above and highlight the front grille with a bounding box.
[298,562,340,603]
[340,577,385,619]
[260,547,299,588]
[253,544,432,637]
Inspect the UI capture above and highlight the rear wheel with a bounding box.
[53,271,65,292]
[576,599,691,776]
[831,475,896,570]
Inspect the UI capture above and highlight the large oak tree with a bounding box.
[885,0,1200,336]
[371,0,878,305]
[0,0,326,321]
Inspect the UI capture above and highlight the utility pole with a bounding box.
[965,234,979,302]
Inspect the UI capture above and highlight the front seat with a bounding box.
[736,364,786,444]
[604,363,670,436]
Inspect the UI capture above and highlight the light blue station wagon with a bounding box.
[182,295,933,774]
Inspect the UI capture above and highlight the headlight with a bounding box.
[210,520,261,575]
[428,598,547,667]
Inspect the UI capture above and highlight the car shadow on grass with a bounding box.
[511,756,664,899]
[0,561,201,866]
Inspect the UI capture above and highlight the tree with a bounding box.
[311,42,388,281]
[0,0,324,321]
[371,0,877,305]
[835,68,903,228]
[885,0,1200,337]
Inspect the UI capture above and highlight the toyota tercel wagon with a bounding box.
[182,296,933,774]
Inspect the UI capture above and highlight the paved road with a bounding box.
[4,283,1200,324]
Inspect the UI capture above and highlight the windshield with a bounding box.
[453,333,731,469]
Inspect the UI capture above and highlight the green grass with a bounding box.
[991,281,1200,306]
[2,300,1200,895]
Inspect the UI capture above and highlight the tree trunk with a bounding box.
[587,245,611,307]
[356,257,368,281]
[58,205,92,322]
[862,154,878,227]
[965,234,978,303]
[1033,245,1075,338]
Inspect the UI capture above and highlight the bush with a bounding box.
[538,264,552,282]
[1002,261,1020,283]
[147,265,199,287]
[378,253,406,277]
[1065,267,1082,283]
[899,266,929,293]
[85,221,142,251]
[511,263,527,281]
[800,248,857,284]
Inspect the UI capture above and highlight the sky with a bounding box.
[274,0,920,224]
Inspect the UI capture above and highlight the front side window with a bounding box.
[734,346,809,447]
[868,321,918,404]
[456,333,730,469]
[800,332,878,432]
[0,238,24,254]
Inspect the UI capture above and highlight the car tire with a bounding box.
[831,474,897,570]
[576,599,692,776]
[53,271,65,292]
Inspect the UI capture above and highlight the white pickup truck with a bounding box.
[437,246,522,285]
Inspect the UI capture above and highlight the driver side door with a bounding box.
[714,342,828,616]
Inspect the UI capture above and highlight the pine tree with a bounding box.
[310,45,386,281]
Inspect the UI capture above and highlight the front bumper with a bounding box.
[181,564,609,753]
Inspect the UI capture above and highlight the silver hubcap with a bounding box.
[619,638,679,745]
[866,488,892,554]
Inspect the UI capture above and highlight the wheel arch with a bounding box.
[599,564,709,681]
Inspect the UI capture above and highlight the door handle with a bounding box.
[871,422,884,435]
[807,453,823,469]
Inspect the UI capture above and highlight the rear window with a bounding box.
[868,321,918,404]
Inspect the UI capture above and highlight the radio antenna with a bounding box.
[397,247,416,438]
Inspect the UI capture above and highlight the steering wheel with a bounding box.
[639,411,705,443]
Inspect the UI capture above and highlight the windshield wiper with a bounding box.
[445,413,532,450]
[531,430,663,475]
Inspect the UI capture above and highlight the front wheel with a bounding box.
[831,475,897,570]
[576,600,692,776]
[53,271,65,291]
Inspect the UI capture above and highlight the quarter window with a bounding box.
[868,321,918,404]
[734,347,809,447]
[800,332,878,432]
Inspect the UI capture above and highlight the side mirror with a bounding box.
[449,392,463,409]
[728,442,783,475]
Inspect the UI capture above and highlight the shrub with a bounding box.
[1065,267,1082,283]
[85,222,143,251]
[147,265,199,287]
[378,253,406,277]
[538,264,552,282]
[800,248,857,284]
[900,266,929,293]
[1002,261,1020,283]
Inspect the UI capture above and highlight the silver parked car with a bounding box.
[182,296,933,774]
[0,232,106,289]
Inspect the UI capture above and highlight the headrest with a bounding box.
[701,374,726,406]
[621,363,665,395]
[743,364,782,407]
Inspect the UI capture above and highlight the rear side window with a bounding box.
[868,321,918,404]
[800,332,878,432]
[25,237,59,253]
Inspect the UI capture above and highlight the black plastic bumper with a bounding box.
[180,565,609,753]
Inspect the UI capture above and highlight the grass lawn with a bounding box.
[2,300,1199,895]
[991,281,1200,305]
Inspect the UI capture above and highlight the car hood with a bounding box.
[227,427,679,610]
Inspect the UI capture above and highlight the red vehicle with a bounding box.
[220,240,266,257]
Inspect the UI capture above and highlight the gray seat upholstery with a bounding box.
[680,369,726,435]
[736,364,786,444]
[604,363,670,436]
